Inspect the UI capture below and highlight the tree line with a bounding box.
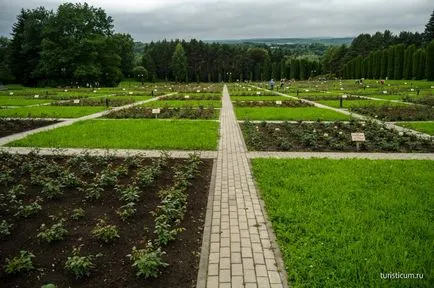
[139,39,321,83]
[323,10,434,80]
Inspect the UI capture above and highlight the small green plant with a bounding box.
[8,184,26,198]
[14,197,43,218]
[91,219,120,243]
[41,180,63,199]
[65,245,102,279]
[4,250,35,274]
[84,183,104,201]
[0,220,13,239]
[70,208,85,220]
[127,242,168,278]
[59,171,81,187]
[115,165,129,177]
[116,202,137,221]
[117,185,141,203]
[41,284,56,288]
[154,219,184,246]
[97,170,118,187]
[37,217,68,243]
[0,168,14,185]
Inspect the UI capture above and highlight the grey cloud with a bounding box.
[1,0,432,41]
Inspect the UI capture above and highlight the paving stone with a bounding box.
[204,86,286,287]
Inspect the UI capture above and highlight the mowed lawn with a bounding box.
[8,119,219,150]
[0,106,106,118]
[252,159,433,288]
[235,107,351,121]
[397,122,434,135]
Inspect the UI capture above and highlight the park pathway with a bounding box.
[198,85,287,288]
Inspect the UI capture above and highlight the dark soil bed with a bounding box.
[0,119,59,138]
[351,106,434,121]
[104,106,218,119]
[0,152,213,288]
[232,100,312,107]
[241,120,434,152]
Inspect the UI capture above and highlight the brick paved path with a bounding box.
[201,85,287,288]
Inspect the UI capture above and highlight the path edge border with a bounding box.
[248,158,291,288]
[196,157,217,288]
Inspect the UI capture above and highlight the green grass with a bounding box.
[316,99,406,108]
[252,159,434,288]
[8,119,219,150]
[142,100,221,108]
[0,97,53,106]
[0,106,106,118]
[235,107,351,121]
[396,122,434,135]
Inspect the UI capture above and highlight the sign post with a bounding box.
[152,108,160,119]
[351,132,365,151]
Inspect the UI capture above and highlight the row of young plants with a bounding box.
[241,120,434,152]
[232,100,312,107]
[0,119,58,138]
[402,95,434,106]
[165,94,221,100]
[104,106,218,119]
[128,154,202,278]
[350,106,434,121]
[0,152,163,279]
[52,98,136,107]
[0,151,206,286]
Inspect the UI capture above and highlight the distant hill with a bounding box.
[203,37,354,46]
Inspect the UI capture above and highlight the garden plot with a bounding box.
[235,107,351,121]
[55,96,153,107]
[315,99,406,108]
[0,119,59,138]
[142,100,221,108]
[233,99,311,108]
[241,121,434,152]
[0,106,107,118]
[105,106,219,119]
[351,106,434,121]
[0,152,212,288]
[252,158,433,288]
[168,93,221,100]
[7,119,219,150]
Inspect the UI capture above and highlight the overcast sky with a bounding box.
[0,0,432,42]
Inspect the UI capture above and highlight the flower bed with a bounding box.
[0,152,212,287]
[350,106,434,121]
[0,119,59,137]
[232,100,312,107]
[105,106,218,119]
[241,120,434,152]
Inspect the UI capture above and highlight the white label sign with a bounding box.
[73,99,80,104]
[34,95,39,98]
[196,90,201,93]
[152,108,160,114]
[351,133,366,142]
[275,101,282,105]
[129,92,133,95]
[184,95,190,99]
[256,91,261,95]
